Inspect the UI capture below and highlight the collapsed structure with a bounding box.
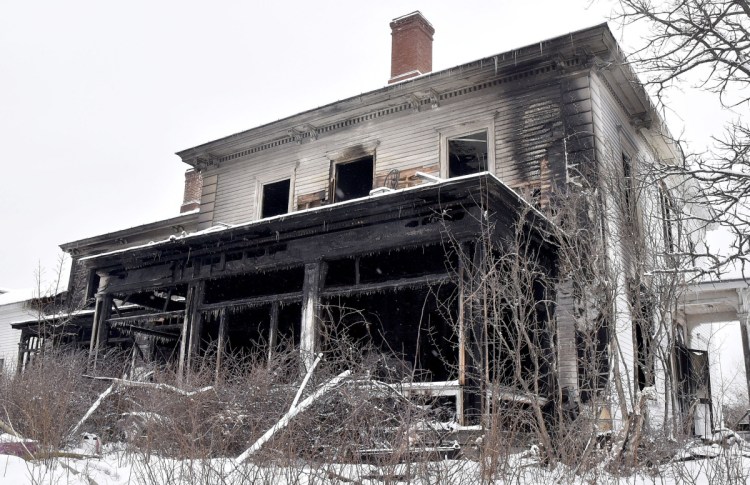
[11,14,720,434]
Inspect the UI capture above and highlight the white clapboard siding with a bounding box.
[0,301,33,373]
[203,75,569,228]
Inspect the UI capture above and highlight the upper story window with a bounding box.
[448,131,488,177]
[261,178,291,218]
[439,120,495,178]
[332,156,373,202]
[256,171,294,219]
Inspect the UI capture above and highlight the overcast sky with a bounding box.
[0,0,729,291]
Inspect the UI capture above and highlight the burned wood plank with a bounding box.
[199,291,303,312]
[321,273,453,298]
[107,310,185,325]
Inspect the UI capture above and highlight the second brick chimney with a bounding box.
[388,11,434,84]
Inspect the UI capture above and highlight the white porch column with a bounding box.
[88,272,112,371]
[737,288,750,404]
[300,261,326,371]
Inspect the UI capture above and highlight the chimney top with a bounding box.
[389,11,435,84]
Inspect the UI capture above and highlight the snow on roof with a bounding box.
[81,172,551,263]
[9,303,141,326]
[0,287,67,307]
[0,288,36,306]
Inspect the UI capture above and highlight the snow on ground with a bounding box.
[1,443,750,485]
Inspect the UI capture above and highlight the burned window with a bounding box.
[333,156,373,202]
[261,178,291,218]
[622,153,634,223]
[448,131,488,177]
[659,183,678,255]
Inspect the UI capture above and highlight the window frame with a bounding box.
[330,156,375,203]
[326,141,379,203]
[439,120,496,179]
[255,170,295,219]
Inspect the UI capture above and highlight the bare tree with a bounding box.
[612,0,750,276]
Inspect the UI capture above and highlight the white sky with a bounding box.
[0,0,731,290]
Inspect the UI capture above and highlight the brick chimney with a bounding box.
[389,11,435,84]
[180,168,202,213]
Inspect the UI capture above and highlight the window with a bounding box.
[448,131,488,177]
[439,121,495,178]
[332,156,373,202]
[659,182,678,255]
[622,153,634,222]
[261,178,291,218]
[256,171,294,219]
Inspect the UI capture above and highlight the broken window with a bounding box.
[332,156,373,202]
[261,178,291,218]
[448,131,488,177]
[659,182,679,256]
[622,153,635,225]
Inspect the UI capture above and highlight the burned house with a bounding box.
[15,14,702,429]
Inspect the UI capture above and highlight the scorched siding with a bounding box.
[206,73,572,228]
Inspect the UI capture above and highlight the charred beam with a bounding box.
[321,273,453,298]
[199,291,302,312]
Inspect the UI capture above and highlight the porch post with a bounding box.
[88,272,112,371]
[737,289,750,404]
[16,331,28,374]
[457,242,471,425]
[215,309,227,384]
[268,301,279,363]
[178,280,205,384]
[300,261,326,371]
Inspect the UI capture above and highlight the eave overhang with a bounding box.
[177,23,639,169]
[60,210,200,257]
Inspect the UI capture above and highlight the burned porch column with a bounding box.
[16,331,29,374]
[178,280,205,384]
[300,261,326,371]
[556,280,579,396]
[463,241,488,424]
[89,272,112,371]
[457,242,471,425]
[215,309,227,384]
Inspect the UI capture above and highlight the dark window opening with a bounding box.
[199,303,301,362]
[325,258,358,287]
[632,286,655,391]
[448,131,488,177]
[333,157,373,202]
[576,318,610,403]
[675,344,713,435]
[321,285,458,382]
[86,271,101,300]
[357,245,454,284]
[261,179,291,218]
[204,267,304,304]
[486,276,554,396]
[659,184,677,256]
